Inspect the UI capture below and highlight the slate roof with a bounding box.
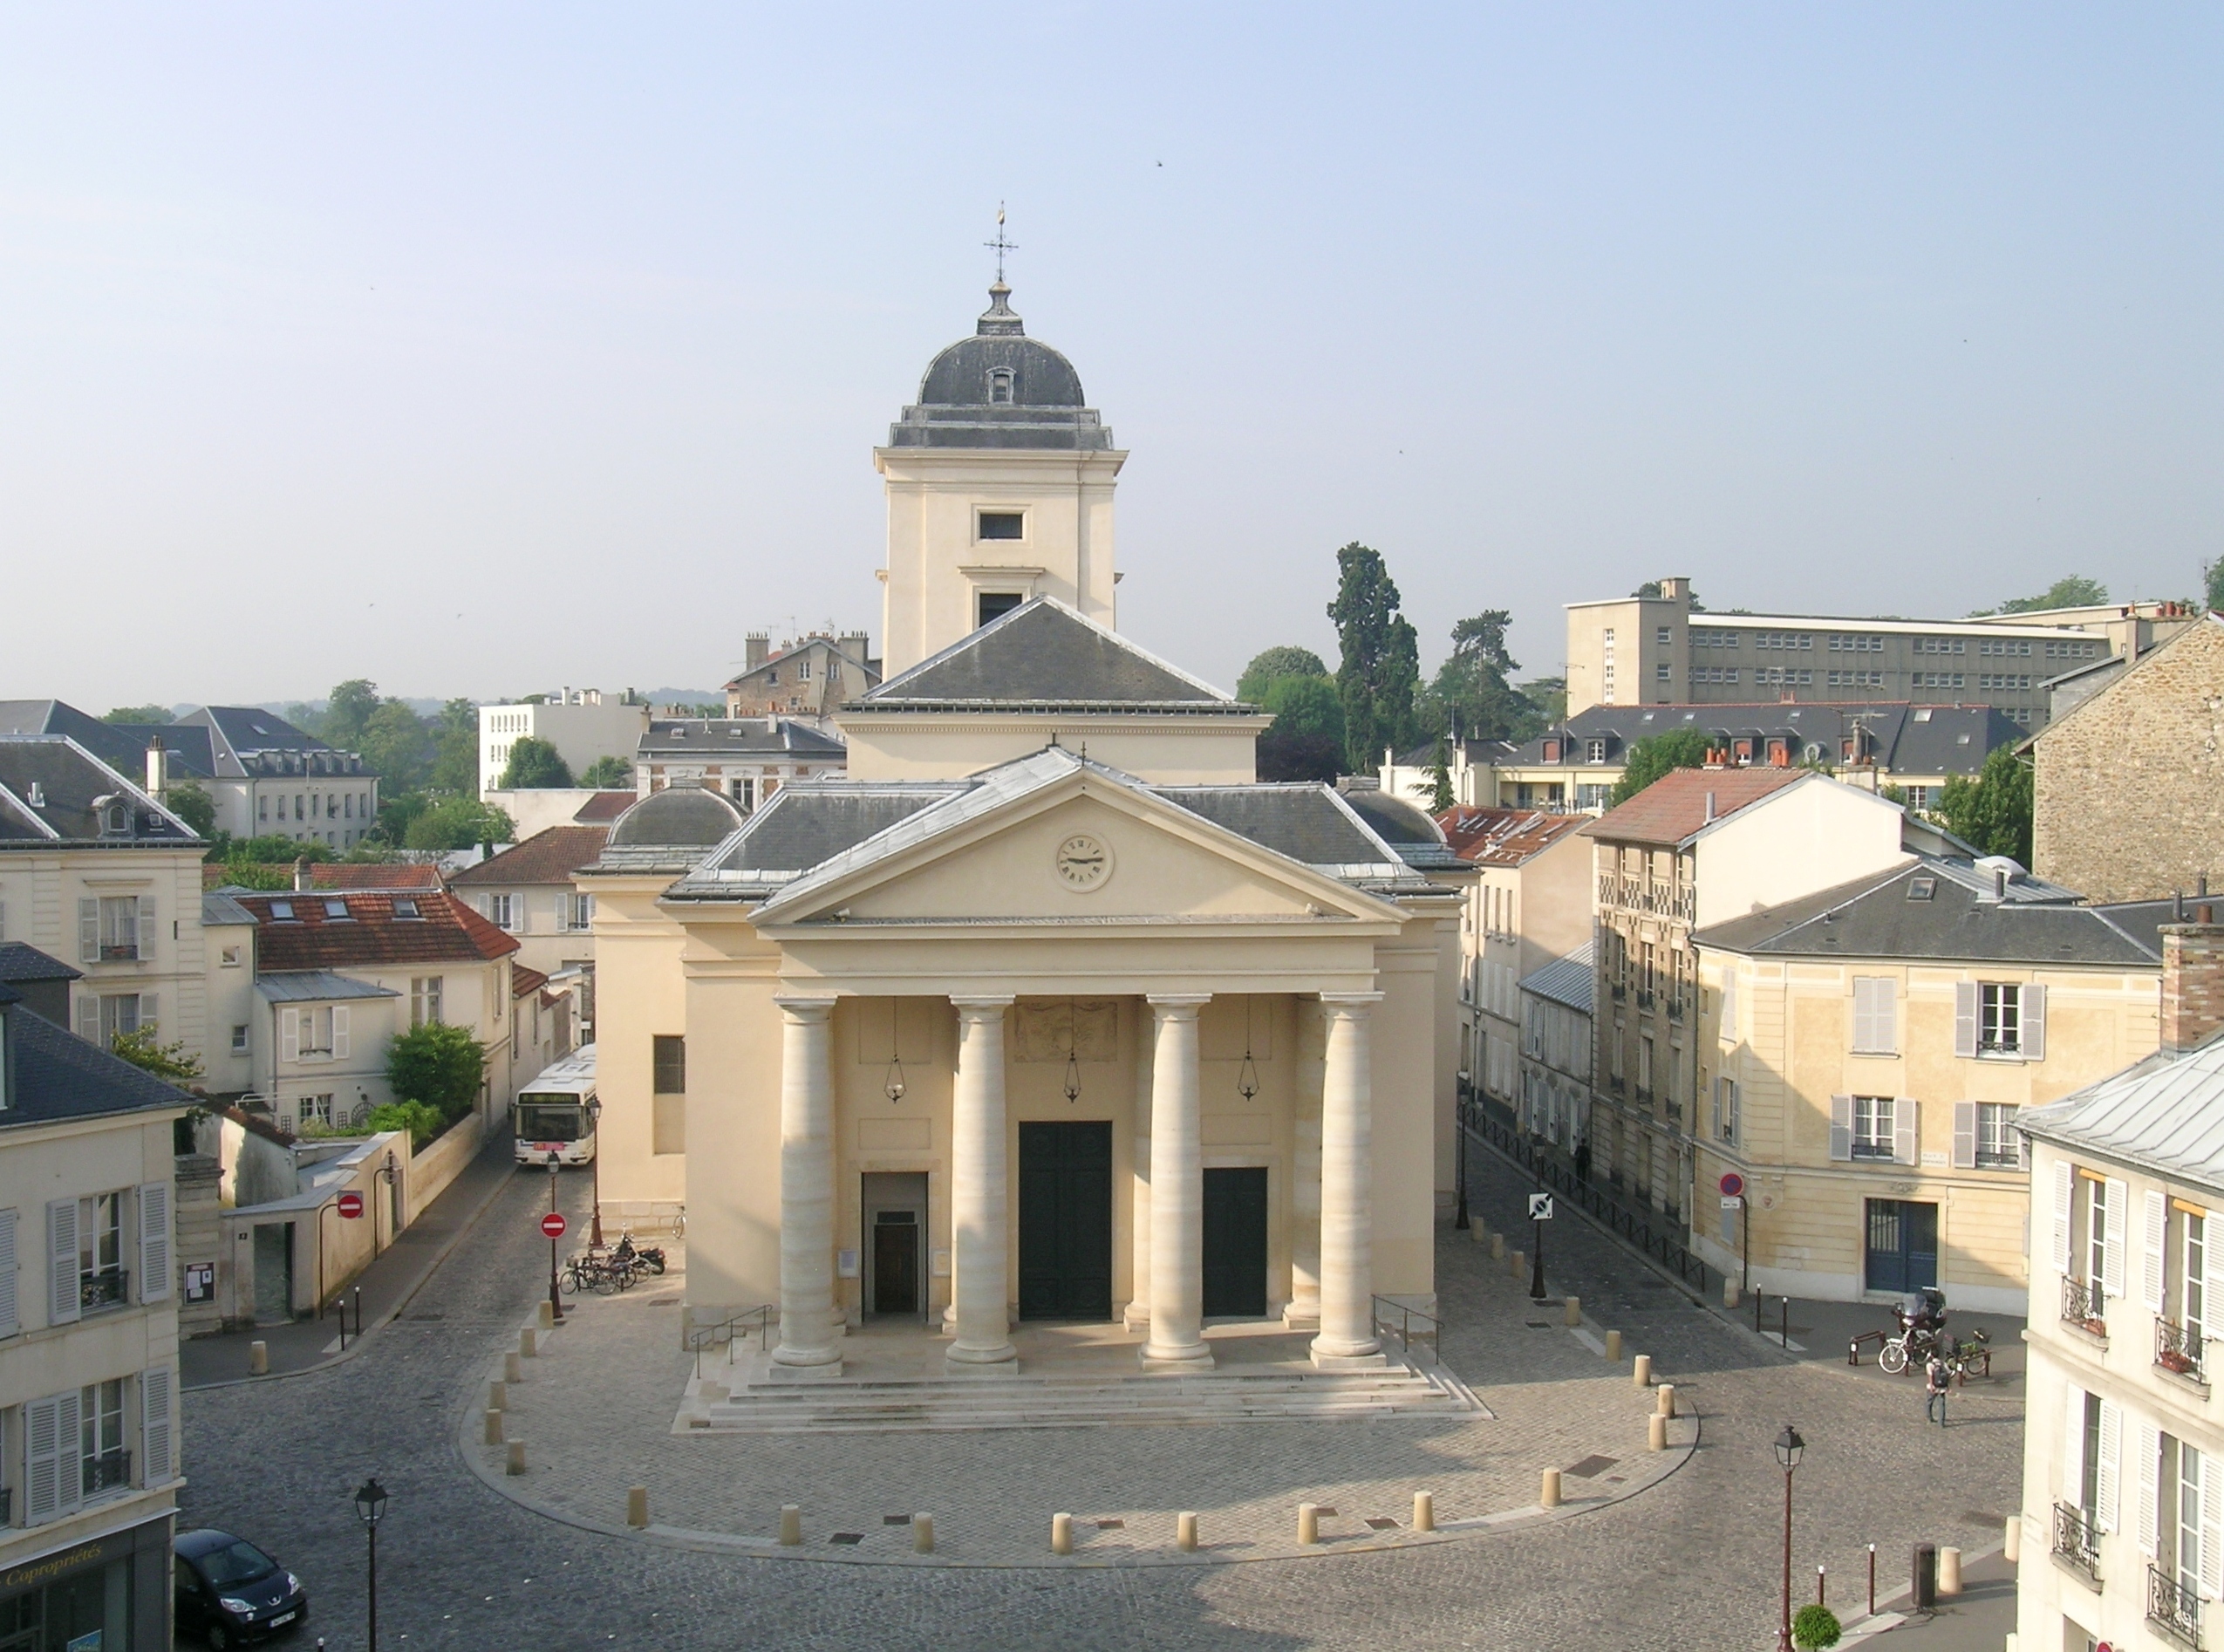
[1497,701,2018,776]
[449,826,610,889]
[236,890,518,971]
[2019,1035,2224,1196]
[1581,767,1809,848]
[0,735,201,847]
[637,718,846,757]
[1436,806,1590,868]
[0,942,80,985]
[256,971,402,1004]
[858,597,1248,714]
[886,283,1115,452]
[1157,786,1419,877]
[1693,857,2165,967]
[202,892,258,927]
[3,994,197,1128]
[0,700,220,782]
[1520,943,1595,1015]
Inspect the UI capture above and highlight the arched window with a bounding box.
[988,367,1014,405]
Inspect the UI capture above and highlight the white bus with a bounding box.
[514,1044,597,1166]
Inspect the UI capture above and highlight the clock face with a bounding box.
[1054,833,1113,891]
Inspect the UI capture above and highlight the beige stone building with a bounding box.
[724,631,880,723]
[2034,611,2224,905]
[2015,918,2224,1652]
[589,283,1465,1382]
[1694,860,2166,1313]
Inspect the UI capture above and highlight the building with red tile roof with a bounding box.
[447,826,608,995]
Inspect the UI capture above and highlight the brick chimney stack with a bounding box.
[2161,911,2224,1054]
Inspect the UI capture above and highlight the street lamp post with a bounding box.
[1454,1089,1470,1232]
[546,1150,564,1322]
[1774,1423,1805,1652]
[353,1478,387,1652]
[587,1096,604,1249]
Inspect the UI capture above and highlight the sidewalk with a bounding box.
[1854,1550,2016,1649]
[181,1130,524,1389]
[1700,1292,2026,1404]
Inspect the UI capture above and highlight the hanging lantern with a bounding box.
[1063,1050,1082,1104]
[1237,1049,1260,1101]
[883,1055,907,1105]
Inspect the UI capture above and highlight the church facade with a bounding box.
[590,283,1467,1376]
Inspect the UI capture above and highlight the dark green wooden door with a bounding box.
[1202,1167,1269,1318]
[1018,1122,1113,1321]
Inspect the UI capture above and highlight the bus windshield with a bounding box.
[516,1101,586,1142]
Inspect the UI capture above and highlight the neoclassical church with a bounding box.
[590,281,1468,1376]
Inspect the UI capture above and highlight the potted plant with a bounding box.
[1793,1604,1843,1651]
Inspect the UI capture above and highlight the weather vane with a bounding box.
[984,202,1017,283]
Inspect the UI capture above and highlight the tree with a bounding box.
[1327,543,1419,772]
[579,755,633,789]
[107,1027,204,1089]
[499,736,574,789]
[1417,610,1545,742]
[1429,736,1454,811]
[1984,575,2109,616]
[2206,556,2224,615]
[1935,745,2033,863]
[1256,726,1345,783]
[403,797,514,851]
[102,704,173,725]
[1519,678,1568,726]
[1237,646,1331,705]
[323,679,383,751]
[1260,675,1344,744]
[1631,581,1705,611]
[1608,729,1717,807]
[359,701,434,791]
[385,1021,488,1124]
[429,698,481,795]
[164,782,215,837]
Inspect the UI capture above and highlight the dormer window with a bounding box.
[988,367,1014,404]
[1541,739,1561,763]
[1585,739,1608,763]
[392,898,420,919]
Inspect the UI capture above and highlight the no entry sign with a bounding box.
[541,1212,568,1239]
[336,1191,365,1219]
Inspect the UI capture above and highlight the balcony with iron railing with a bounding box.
[1595,876,1697,924]
[81,1448,132,1499]
[2149,1564,2202,1649]
[79,1267,129,1314]
[2052,1502,2100,1585]
[2063,1276,2107,1337]
[2159,1318,2209,1385]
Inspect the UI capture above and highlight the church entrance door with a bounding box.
[1017,1122,1113,1321]
[1202,1167,1269,1318]
[861,1171,928,1321]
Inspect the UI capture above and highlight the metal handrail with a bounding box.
[2053,1501,2100,1582]
[2148,1563,2203,1649]
[2158,1318,2208,1384]
[1371,1295,1441,1366]
[688,1304,776,1378]
[2063,1276,2106,1334]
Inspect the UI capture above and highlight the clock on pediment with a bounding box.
[1054,833,1113,891]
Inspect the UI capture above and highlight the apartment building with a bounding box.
[2016,918,2224,1652]
[0,981,190,1649]
[448,826,608,1040]
[724,631,882,724]
[478,689,650,798]
[1519,944,1594,1154]
[1564,577,2199,727]
[634,718,846,809]
[1693,857,2166,1311]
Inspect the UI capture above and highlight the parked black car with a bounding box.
[174,1527,309,1648]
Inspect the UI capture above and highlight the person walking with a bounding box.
[1924,1349,1949,1428]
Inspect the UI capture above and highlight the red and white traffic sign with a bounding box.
[336,1191,365,1219]
[540,1212,568,1239]
[1718,1171,1745,1198]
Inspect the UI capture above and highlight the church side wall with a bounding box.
[679,946,784,1331]
[1375,919,1445,1307]
[584,878,690,1222]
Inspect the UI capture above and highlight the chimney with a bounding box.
[1703,791,1716,823]
[746,632,770,672]
[144,736,166,798]
[293,857,314,892]
[2161,910,2224,1054]
[1657,577,1689,602]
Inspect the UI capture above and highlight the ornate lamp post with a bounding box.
[1774,1423,1805,1652]
[353,1477,387,1652]
[587,1096,604,1249]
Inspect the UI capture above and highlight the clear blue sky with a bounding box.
[3,4,2218,708]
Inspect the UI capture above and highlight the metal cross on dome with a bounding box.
[984,203,1018,283]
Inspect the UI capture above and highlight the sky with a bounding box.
[3,4,2220,710]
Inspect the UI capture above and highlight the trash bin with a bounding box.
[1912,1542,1938,1611]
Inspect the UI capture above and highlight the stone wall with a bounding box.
[2034,617,2224,904]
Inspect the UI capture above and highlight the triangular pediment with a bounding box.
[858,597,1246,711]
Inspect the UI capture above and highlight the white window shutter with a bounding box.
[332,1006,350,1061]
[1894,1099,1919,1166]
[0,1208,16,1337]
[2025,983,2047,1061]
[1851,980,1873,1053]
[138,992,156,1034]
[2104,1178,2129,1302]
[1952,1101,1977,1170]
[2054,1161,2076,1274]
[2205,1450,2224,1601]
[2144,1189,2169,1314]
[1954,980,1979,1058]
[73,995,99,1042]
[2207,1215,2224,1338]
[25,1393,78,1524]
[2098,1398,2121,1531]
[1829,1095,1853,1162]
[1877,983,1897,1055]
[2064,1383,2086,1507]
[2139,1417,2163,1555]
[78,898,99,965]
[138,1182,171,1303]
[137,895,155,962]
[46,1198,79,1326]
[141,1365,174,1487]
[281,1007,299,1062]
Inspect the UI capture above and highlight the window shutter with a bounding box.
[1721,971,1736,1041]
[1710,1080,1723,1141]
[2098,1399,2121,1531]
[1877,984,1896,1055]
[1829,1095,1853,1162]
[2144,1190,2169,1314]
[2207,1216,2224,1340]
[1952,1101,1977,1170]
[281,1007,299,1062]
[332,1006,350,1061]
[2206,1451,2224,1601]
[1954,981,1979,1059]
[2064,1384,2086,1508]
[2139,1417,2162,1555]
[78,898,99,965]
[2104,1178,2129,1302]
[138,1182,171,1303]
[46,1198,80,1327]
[74,995,99,1041]
[141,1365,174,1486]
[25,1393,79,1525]
[2053,1161,2075,1275]
[0,1208,17,1337]
[2025,983,2047,1061]
[138,992,156,1034]
[1894,1099,1919,1167]
[1851,980,1873,1053]
[137,896,155,962]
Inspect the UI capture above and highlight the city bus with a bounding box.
[513,1044,597,1166]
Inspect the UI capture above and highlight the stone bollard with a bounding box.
[1648,1414,1668,1451]
[1413,1490,1435,1533]
[537,1299,555,1331]
[913,1512,934,1554]
[1051,1512,1074,1556]
[1509,1249,1525,1279]
[1939,1546,1962,1597]
[1491,1232,1505,1259]
[1632,1353,1653,1388]
[1604,1329,1622,1362]
[1297,1503,1320,1546]
[248,1340,269,1376]
[482,1409,505,1446]
[778,1505,802,1546]
[1656,1382,1676,1417]
[1540,1469,1561,1509]
[1470,1220,1489,1246]
[1177,1511,1198,1552]
[488,1380,508,1411]
[627,1486,648,1529]
[1565,1295,1581,1327]
[506,1440,527,1476]
[520,1328,537,1359]
[2003,1514,2022,1565]
[1724,1280,1741,1310]
[504,1351,522,1383]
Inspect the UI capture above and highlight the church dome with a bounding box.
[606,784,746,849]
[885,284,1115,453]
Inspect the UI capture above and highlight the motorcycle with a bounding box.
[615,1232,666,1276]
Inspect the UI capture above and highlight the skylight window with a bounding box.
[1907,877,1935,901]
[1914,708,1934,722]
[269,900,295,920]
[324,898,350,918]
[392,898,420,919]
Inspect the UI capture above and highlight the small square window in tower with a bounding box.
[988,367,1014,404]
[977,510,1025,541]
[977,591,1024,628]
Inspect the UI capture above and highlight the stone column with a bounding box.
[772,996,842,1373]
[947,996,1018,1370]
[1124,1000,1154,1330]
[1313,992,1387,1369]
[1284,998,1326,1331]
[1143,994,1213,1370]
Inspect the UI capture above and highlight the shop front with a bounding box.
[0,1516,171,1652]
